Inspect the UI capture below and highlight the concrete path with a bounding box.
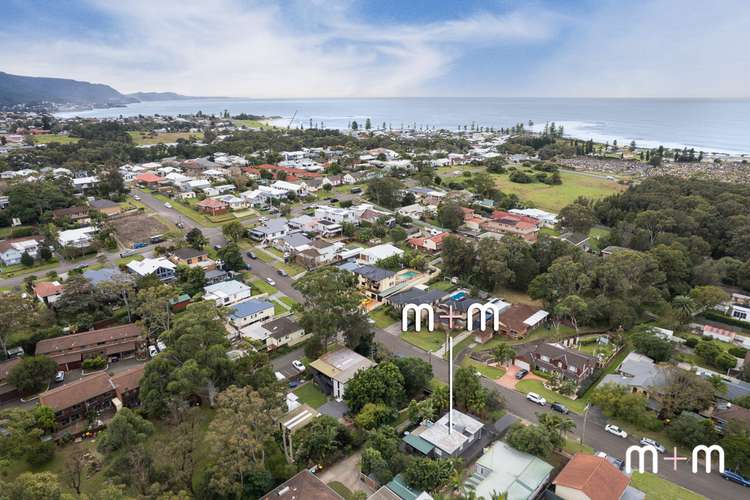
[318,451,374,497]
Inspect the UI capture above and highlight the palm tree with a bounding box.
[672,295,696,324]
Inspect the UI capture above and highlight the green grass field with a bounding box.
[249,278,278,295]
[369,307,397,328]
[232,118,272,129]
[461,358,506,379]
[278,295,297,309]
[401,330,447,352]
[327,481,355,500]
[492,170,625,212]
[0,226,35,238]
[293,382,327,409]
[127,131,201,145]
[563,437,594,455]
[32,134,79,145]
[631,473,706,500]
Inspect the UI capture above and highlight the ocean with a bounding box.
[55,97,750,155]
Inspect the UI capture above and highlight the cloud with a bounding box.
[528,0,750,97]
[0,0,561,97]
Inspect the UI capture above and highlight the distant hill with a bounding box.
[0,71,136,107]
[126,91,194,101]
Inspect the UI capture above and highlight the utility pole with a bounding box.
[580,403,591,445]
[449,334,454,434]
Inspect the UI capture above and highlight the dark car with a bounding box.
[515,369,529,380]
[247,251,257,259]
[277,269,289,277]
[213,244,222,251]
[722,469,750,487]
[551,402,569,414]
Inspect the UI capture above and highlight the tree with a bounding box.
[437,201,465,231]
[404,457,455,493]
[62,444,86,495]
[355,403,397,430]
[506,423,555,458]
[8,355,57,395]
[217,242,245,272]
[441,235,476,278]
[39,246,53,261]
[294,268,372,356]
[720,421,750,474]
[689,285,729,311]
[558,198,596,233]
[392,357,432,399]
[671,295,696,324]
[657,368,715,418]
[20,251,34,267]
[0,293,43,357]
[207,385,284,497]
[361,447,392,483]
[666,413,718,450]
[175,265,206,296]
[344,362,406,413]
[407,399,436,423]
[554,295,588,333]
[632,330,673,362]
[295,415,351,465]
[4,472,63,500]
[53,274,111,330]
[135,284,178,338]
[366,177,404,209]
[454,367,488,415]
[590,383,662,431]
[97,274,136,322]
[222,220,246,242]
[491,344,516,366]
[476,237,514,291]
[185,228,208,249]
[537,412,575,445]
[97,408,154,454]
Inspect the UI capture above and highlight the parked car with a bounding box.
[156,340,167,352]
[721,469,750,487]
[247,251,257,259]
[54,371,65,383]
[164,202,173,209]
[266,277,276,286]
[288,380,300,389]
[639,437,666,454]
[526,392,546,406]
[214,244,222,251]
[292,360,305,372]
[551,402,569,414]
[605,424,628,439]
[277,269,288,277]
[133,195,141,201]
[148,345,159,358]
[350,187,363,194]
[515,368,529,380]
[274,371,285,381]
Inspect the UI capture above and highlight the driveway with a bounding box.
[318,451,374,497]
[496,364,544,389]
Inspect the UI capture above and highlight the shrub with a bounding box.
[26,441,56,467]
[82,356,107,371]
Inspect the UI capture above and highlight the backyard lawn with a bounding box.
[631,473,706,500]
[492,170,625,212]
[515,379,588,414]
[293,382,327,409]
[461,358,505,379]
[249,278,278,296]
[32,133,79,144]
[278,295,297,309]
[477,325,574,352]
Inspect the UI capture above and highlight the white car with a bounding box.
[292,360,305,372]
[639,437,666,453]
[54,371,65,383]
[164,202,173,209]
[133,195,141,201]
[156,340,167,352]
[605,424,628,439]
[148,345,159,358]
[274,371,286,381]
[265,277,276,286]
[526,392,546,406]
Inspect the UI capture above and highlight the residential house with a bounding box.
[310,347,376,400]
[408,231,448,253]
[0,236,43,266]
[560,232,591,251]
[182,179,211,192]
[496,303,549,340]
[601,245,629,258]
[249,218,289,242]
[126,257,177,281]
[513,343,598,386]
[600,352,669,398]
[295,240,347,269]
[52,206,91,225]
[204,269,230,285]
[273,233,313,255]
[83,267,125,286]
[203,280,252,306]
[134,172,167,188]
[90,199,123,217]
[72,176,99,192]
[110,364,146,409]
[386,286,448,313]
[463,440,553,500]
[480,211,540,243]
[553,453,634,500]
[278,403,320,463]
[35,323,146,370]
[358,243,404,265]
[403,409,484,459]
[315,205,359,224]
[196,198,229,216]
[238,317,308,350]
[260,470,343,500]
[272,180,307,197]
[712,403,750,433]
[58,226,97,248]
[34,281,64,305]
[169,247,216,270]
[228,299,275,330]
[509,208,558,228]
[352,265,398,300]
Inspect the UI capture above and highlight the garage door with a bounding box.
[514,359,530,371]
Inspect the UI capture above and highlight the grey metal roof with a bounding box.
[352,264,396,281]
[229,299,274,319]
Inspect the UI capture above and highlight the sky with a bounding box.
[1,0,749,98]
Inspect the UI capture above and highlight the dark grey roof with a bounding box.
[263,317,304,340]
[352,264,396,282]
[560,232,590,246]
[204,269,228,279]
[389,287,447,306]
[172,247,207,259]
[90,199,120,209]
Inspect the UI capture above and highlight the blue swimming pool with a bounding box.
[450,291,466,301]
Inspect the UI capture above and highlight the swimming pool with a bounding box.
[450,291,466,301]
[401,271,418,279]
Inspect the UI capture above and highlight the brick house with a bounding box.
[496,303,549,339]
[196,198,229,216]
[35,324,146,370]
[514,342,598,385]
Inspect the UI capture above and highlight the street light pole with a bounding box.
[580,403,591,445]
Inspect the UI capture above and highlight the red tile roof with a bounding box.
[135,172,165,183]
[34,281,64,298]
[39,372,115,411]
[554,453,630,500]
[111,364,146,397]
[35,324,143,356]
[197,198,229,208]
